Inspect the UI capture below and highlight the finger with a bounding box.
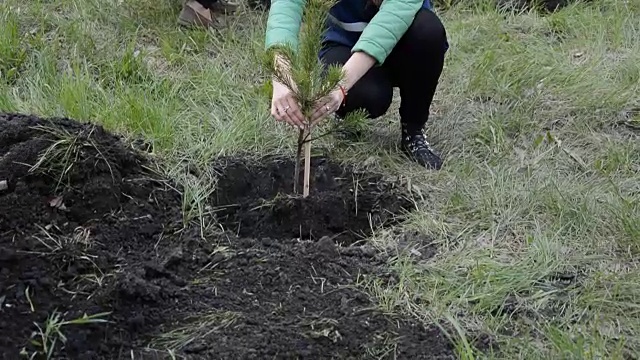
[310,98,331,124]
[274,99,294,126]
[277,103,299,128]
[281,111,298,128]
[311,99,338,126]
[285,97,307,129]
[271,103,283,122]
[321,99,341,124]
[289,107,306,129]
[311,100,331,124]
[272,103,290,125]
[282,105,299,128]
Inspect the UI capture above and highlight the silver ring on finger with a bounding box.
[284,106,290,113]
[325,105,331,112]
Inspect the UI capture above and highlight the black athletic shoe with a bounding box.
[401,130,443,170]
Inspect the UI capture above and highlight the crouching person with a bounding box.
[265,0,449,170]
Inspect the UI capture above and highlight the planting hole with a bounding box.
[210,156,413,245]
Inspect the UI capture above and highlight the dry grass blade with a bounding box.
[149,311,239,352]
[27,124,115,191]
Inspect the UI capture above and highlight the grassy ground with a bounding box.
[1,0,639,358]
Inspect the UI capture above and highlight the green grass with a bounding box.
[1,0,639,358]
[23,310,111,359]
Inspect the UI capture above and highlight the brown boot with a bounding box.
[177,0,225,29]
[210,0,241,14]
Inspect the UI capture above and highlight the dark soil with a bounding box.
[210,156,413,245]
[0,113,454,359]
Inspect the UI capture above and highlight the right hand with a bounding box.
[271,79,306,130]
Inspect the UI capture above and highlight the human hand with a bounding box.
[310,87,345,126]
[271,79,306,130]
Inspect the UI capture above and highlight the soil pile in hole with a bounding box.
[0,113,454,359]
[210,156,413,245]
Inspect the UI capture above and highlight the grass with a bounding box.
[149,310,239,353]
[27,123,114,192]
[1,0,638,358]
[23,310,111,359]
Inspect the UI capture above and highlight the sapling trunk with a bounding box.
[303,127,312,197]
[294,125,312,197]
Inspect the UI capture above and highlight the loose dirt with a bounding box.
[210,156,413,245]
[0,113,454,359]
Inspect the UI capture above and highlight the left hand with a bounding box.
[309,88,345,126]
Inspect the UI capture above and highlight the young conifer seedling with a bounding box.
[263,0,344,197]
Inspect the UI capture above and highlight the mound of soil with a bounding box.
[210,156,413,245]
[0,113,454,359]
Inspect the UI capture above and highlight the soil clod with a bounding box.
[0,113,453,359]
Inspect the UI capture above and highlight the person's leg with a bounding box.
[384,9,448,169]
[320,44,394,122]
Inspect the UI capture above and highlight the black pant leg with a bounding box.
[383,9,448,135]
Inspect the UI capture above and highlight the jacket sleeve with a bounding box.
[264,0,307,52]
[351,0,423,64]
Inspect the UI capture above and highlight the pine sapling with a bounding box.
[263,0,344,197]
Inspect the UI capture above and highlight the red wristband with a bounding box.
[338,85,347,107]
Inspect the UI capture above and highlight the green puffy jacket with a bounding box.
[264,0,426,65]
